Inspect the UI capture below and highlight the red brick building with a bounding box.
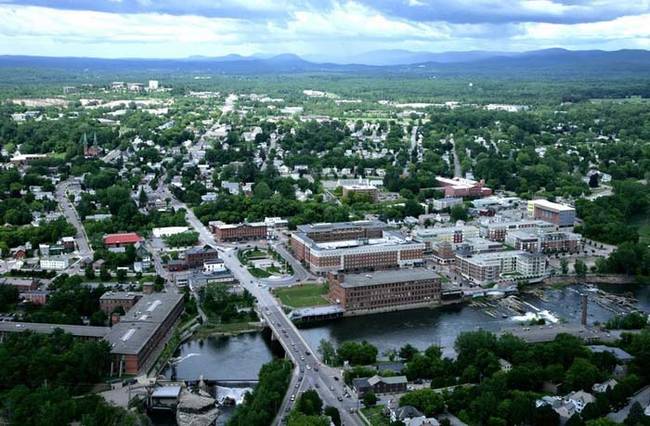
[99,291,142,314]
[328,268,441,313]
[209,221,267,242]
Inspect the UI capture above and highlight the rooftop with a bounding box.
[338,268,438,288]
[103,232,142,245]
[0,321,110,338]
[531,199,575,212]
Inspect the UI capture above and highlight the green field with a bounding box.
[274,283,329,308]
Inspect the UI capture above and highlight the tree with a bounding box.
[336,341,378,365]
[116,269,127,283]
[624,401,645,426]
[363,391,377,406]
[154,275,165,292]
[138,187,148,208]
[84,264,96,280]
[99,266,111,282]
[399,344,419,361]
[89,310,107,326]
[323,406,341,426]
[565,358,601,391]
[450,205,468,222]
[574,259,588,278]
[295,389,322,416]
[399,388,444,416]
[318,339,336,365]
[561,258,569,275]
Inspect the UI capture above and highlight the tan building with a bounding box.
[291,222,423,275]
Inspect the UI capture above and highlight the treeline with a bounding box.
[227,359,293,426]
[0,329,146,425]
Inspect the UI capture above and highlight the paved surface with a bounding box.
[499,323,628,344]
[607,385,650,423]
[166,192,363,425]
[55,179,94,274]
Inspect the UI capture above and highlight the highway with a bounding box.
[165,190,363,425]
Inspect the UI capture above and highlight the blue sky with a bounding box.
[0,0,648,59]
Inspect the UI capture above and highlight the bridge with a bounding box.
[165,191,363,426]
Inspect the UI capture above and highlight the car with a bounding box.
[306,365,312,370]
[305,351,311,356]
[337,396,343,401]
[314,366,319,371]
[290,394,295,401]
[315,383,320,388]
[295,383,299,388]
[300,356,305,361]
[333,376,340,381]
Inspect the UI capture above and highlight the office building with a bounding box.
[529,200,576,227]
[209,221,267,242]
[291,221,423,274]
[328,268,441,313]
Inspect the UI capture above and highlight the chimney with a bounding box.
[581,293,588,326]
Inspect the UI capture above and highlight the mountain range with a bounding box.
[1,49,650,77]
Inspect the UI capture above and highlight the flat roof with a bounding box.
[105,292,183,355]
[0,321,110,338]
[340,268,439,288]
[532,199,575,212]
[100,291,142,301]
[296,220,385,234]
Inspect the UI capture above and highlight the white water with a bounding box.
[216,386,252,405]
[511,310,560,324]
[173,353,201,364]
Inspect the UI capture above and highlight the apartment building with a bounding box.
[291,221,423,274]
[328,268,441,313]
[99,291,142,315]
[456,250,547,284]
[412,225,480,251]
[209,221,267,242]
[506,230,582,253]
[480,219,554,242]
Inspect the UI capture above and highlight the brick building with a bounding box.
[99,291,142,314]
[291,221,423,274]
[456,250,547,284]
[209,221,267,242]
[106,292,184,376]
[528,200,576,227]
[184,246,219,269]
[328,268,441,313]
[435,176,492,198]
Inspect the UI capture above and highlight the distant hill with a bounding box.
[1,49,650,78]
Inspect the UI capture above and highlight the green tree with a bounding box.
[363,391,377,406]
[323,406,341,426]
[318,339,336,365]
[295,389,323,416]
[399,344,419,361]
[99,266,111,282]
[561,258,569,275]
[116,269,127,283]
[84,264,95,280]
[399,388,444,416]
[574,259,588,278]
[565,358,601,391]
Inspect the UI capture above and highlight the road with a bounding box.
[451,137,462,178]
[164,191,362,425]
[55,179,94,274]
[607,385,650,423]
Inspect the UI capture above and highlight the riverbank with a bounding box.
[540,273,644,286]
[193,321,264,338]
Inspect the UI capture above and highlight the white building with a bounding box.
[40,256,69,271]
[152,226,190,238]
[148,80,160,90]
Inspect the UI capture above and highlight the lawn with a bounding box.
[248,267,272,278]
[274,283,330,308]
[361,406,390,426]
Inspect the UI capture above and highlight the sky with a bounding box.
[0,0,649,59]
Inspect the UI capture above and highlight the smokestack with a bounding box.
[581,293,588,326]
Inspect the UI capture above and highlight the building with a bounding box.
[152,226,190,238]
[39,256,69,271]
[99,291,142,315]
[456,250,547,284]
[505,230,582,253]
[0,278,38,292]
[328,268,441,314]
[209,221,267,242]
[184,246,219,269]
[480,219,554,242]
[19,290,49,305]
[203,259,226,273]
[352,375,407,396]
[0,322,109,341]
[435,176,492,198]
[103,232,143,248]
[148,80,160,90]
[291,221,424,274]
[106,292,184,376]
[412,225,480,251]
[341,181,379,202]
[529,199,576,227]
[432,197,463,211]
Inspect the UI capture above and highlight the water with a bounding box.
[161,332,278,381]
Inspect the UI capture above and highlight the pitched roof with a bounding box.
[103,233,142,245]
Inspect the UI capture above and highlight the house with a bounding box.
[9,246,27,260]
[592,379,618,393]
[40,256,69,271]
[352,375,407,396]
[587,345,634,364]
[92,259,106,272]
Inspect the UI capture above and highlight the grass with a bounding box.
[195,321,262,337]
[361,406,390,426]
[248,267,272,278]
[274,283,330,308]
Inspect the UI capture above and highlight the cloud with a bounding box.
[0,1,648,58]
